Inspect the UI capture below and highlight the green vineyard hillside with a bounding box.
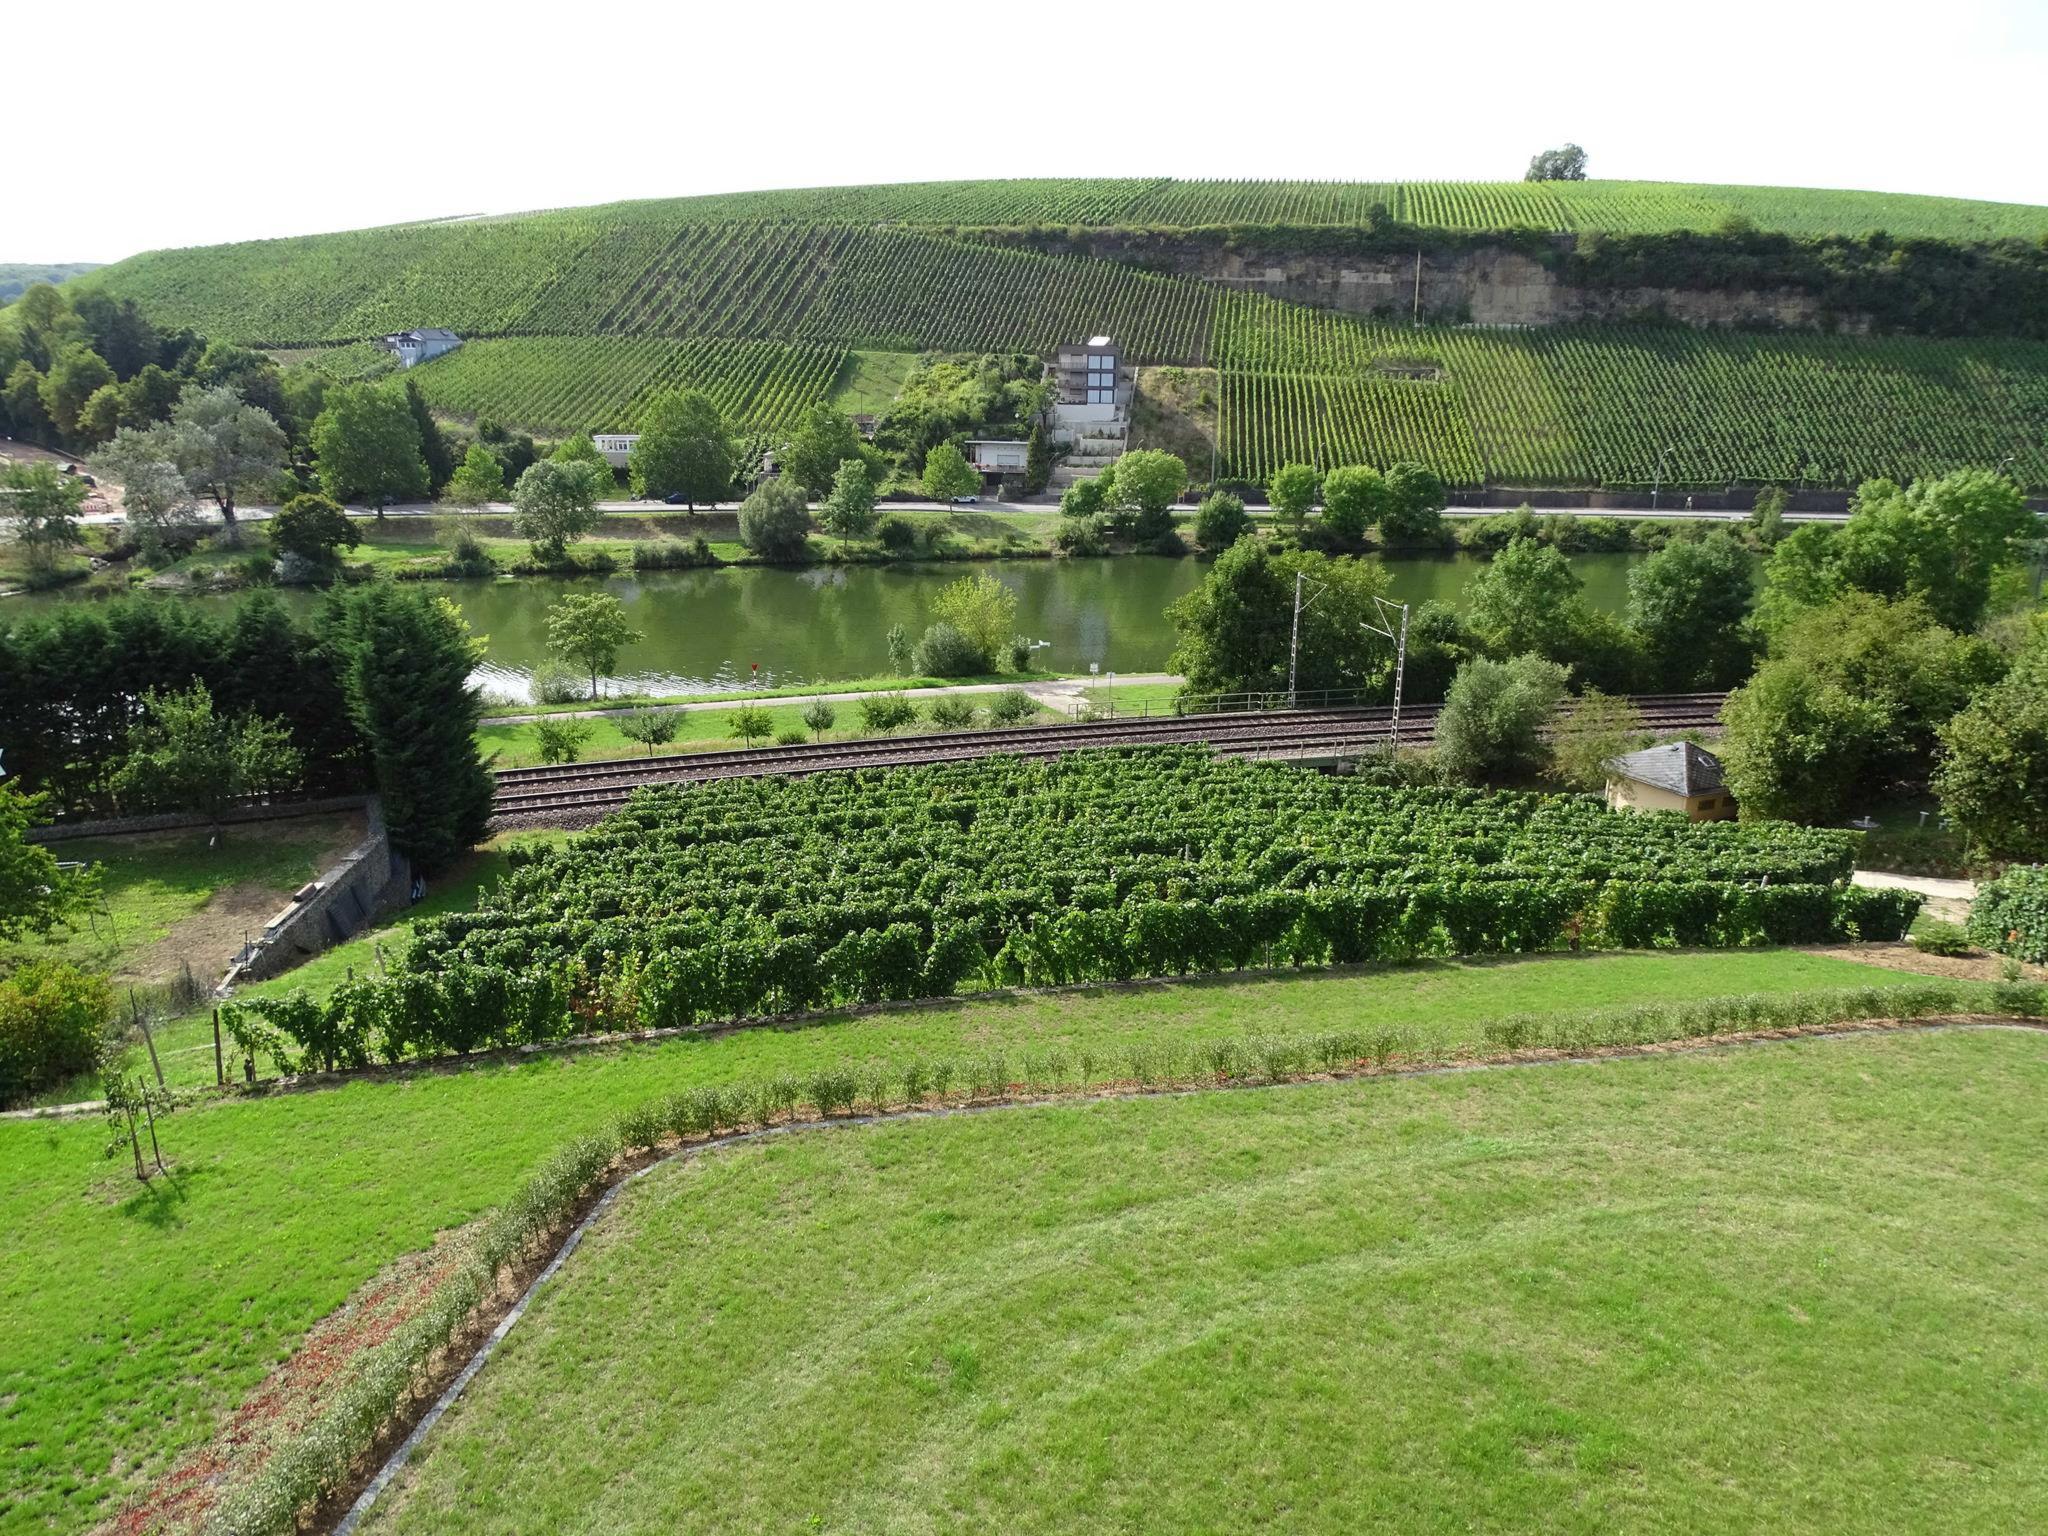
[60,177,2048,490]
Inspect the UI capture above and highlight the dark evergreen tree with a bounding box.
[1024,421,1052,494]
[404,377,456,494]
[321,585,492,872]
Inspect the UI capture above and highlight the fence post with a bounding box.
[213,1008,225,1087]
[131,988,165,1090]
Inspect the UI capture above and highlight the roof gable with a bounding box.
[1605,741,1726,796]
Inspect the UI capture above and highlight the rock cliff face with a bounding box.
[998,232,1867,332]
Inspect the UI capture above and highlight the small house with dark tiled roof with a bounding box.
[1603,741,1736,821]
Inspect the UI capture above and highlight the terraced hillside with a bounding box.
[63,177,2048,488]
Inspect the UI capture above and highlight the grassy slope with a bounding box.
[365,1028,2048,1535]
[0,949,1912,1533]
[2,817,357,987]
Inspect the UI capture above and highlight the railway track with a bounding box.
[493,694,1729,826]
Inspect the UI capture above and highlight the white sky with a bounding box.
[9,0,2046,264]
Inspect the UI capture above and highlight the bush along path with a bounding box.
[184,978,2048,1536]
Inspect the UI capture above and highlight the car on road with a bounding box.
[950,494,979,505]
[662,492,691,505]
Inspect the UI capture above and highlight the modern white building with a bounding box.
[1046,335,1131,486]
[594,432,640,469]
[374,328,462,368]
[964,439,1030,476]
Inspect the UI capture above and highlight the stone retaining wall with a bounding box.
[223,800,412,986]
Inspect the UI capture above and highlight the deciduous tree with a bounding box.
[1320,465,1387,542]
[444,442,506,507]
[165,383,288,544]
[109,682,303,821]
[629,389,734,508]
[1108,449,1187,541]
[1934,622,2048,862]
[511,458,606,562]
[820,458,879,538]
[1624,531,1755,689]
[312,380,428,516]
[0,461,88,579]
[737,477,812,560]
[1433,654,1569,784]
[545,591,644,699]
[1525,143,1588,181]
[1267,462,1319,529]
[1382,462,1448,541]
[268,492,361,574]
[921,441,980,503]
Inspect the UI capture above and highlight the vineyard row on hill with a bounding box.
[400,317,2048,489]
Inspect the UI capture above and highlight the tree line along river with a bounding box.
[16,553,1647,698]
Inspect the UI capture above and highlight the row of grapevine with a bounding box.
[1211,292,2048,485]
[792,228,1218,360]
[1218,371,1485,484]
[243,749,1911,1061]
[408,336,845,435]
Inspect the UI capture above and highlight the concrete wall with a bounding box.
[27,795,374,844]
[1605,779,1738,822]
[224,800,412,985]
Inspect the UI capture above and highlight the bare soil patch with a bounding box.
[1803,941,2046,984]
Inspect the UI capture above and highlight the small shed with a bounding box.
[1604,742,1737,821]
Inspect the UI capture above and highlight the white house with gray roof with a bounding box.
[375,328,462,368]
[1603,742,1736,821]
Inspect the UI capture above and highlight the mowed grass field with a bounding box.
[363,1027,2048,1535]
[0,949,1916,1533]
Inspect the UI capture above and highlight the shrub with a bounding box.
[532,718,592,764]
[1192,492,1249,550]
[631,538,713,570]
[987,689,1037,725]
[528,658,583,704]
[928,697,977,730]
[737,477,811,560]
[911,621,991,677]
[858,693,919,733]
[774,727,809,746]
[1052,514,1107,555]
[876,515,920,554]
[800,700,836,740]
[0,962,109,1107]
[1911,920,1974,957]
[1968,865,2048,964]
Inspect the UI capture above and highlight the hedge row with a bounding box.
[222,881,1922,1074]
[1969,865,2048,965]
[200,977,2045,1536]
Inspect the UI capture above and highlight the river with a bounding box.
[14,553,1646,699]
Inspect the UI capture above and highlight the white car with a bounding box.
[950,493,980,505]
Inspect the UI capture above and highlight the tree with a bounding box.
[1108,449,1187,540]
[781,406,869,498]
[1193,491,1249,551]
[1401,600,1479,703]
[1382,463,1448,541]
[1720,592,2002,822]
[729,705,772,747]
[94,427,196,563]
[1465,535,1583,658]
[268,492,361,574]
[1433,655,1569,785]
[403,378,455,494]
[820,458,878,538]
[1320,465,1387,542]
[444,442,506,508]
[1624,532,1755,690]
[322,585,493,872]
[617,708,682,757]
[858,693,919,733]
[39,346,115,441]
[532,717,593,765]
[551,434,615,488]
[886,624,912,673]
[1267,463,1320,529]
[1024,421,1053,495]
[1525,143,1588,181]
[1548,689,1648,792]
[4,362,51,438]
[0,784,98,943]
[165,384,288,544]
[737,477,812,560]
[921,441,980,503]
[1166,542,1393,698]
[1761,470,2036,633]
[912,622,988,677]
[110,683,303,821]
[1060,476,1108,519]
[1750,485,1789,547]
[629,389,734,508]
[0,461,88,579]
[929,571,1019,665]
[75,383,125,446]
[512,458,606,563]
[545,591,644,699]
[801,699,837,740]
[1934,624,2048,862]
[312,380,428,516]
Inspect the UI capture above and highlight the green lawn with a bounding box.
[364,1027,2048,1535]
[479,695,1058,769]
[828,350,920,416]
[484,670,1069,720]
[3,814,360,988]
[0,949,1917,1533]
